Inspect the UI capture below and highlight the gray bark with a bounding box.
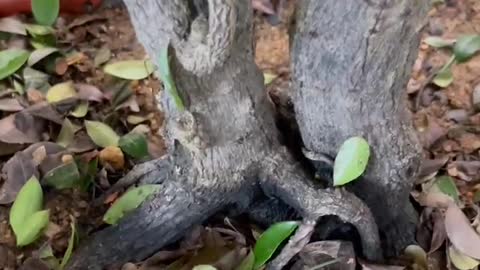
[66,0,426,269]
[292,0,428,255]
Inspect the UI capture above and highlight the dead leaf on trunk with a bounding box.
[445,204,480,260]
[0,151,39,204]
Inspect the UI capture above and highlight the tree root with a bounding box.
[66,150,382,269]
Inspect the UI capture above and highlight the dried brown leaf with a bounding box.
[0,152,39,204]
[76,83,104,102]
[429,210,447,254]
[0,98,24,112]
[0,113,42,144]
[445,204,480,259]
[99,146,125,170]
[0,17,26,35]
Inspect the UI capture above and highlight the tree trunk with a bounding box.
[291,0,428,256]
[66,1,427,269]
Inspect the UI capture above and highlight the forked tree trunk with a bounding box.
[66,1,427,269]
[291,0,428,255]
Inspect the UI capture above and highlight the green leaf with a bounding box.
[253,221,299,269]
[103,60,155,80]
[70,101,89,118]
[25,24,54,36]
[263,73,278,85]
[16,210,49,246]
[32,0,60,26]
[453,35,480,63]
[43,162,81,190]
[57,118,75,147]
[0,49,29,80]
[85,120,120,148]
[9,176,43,237]
[60,222,75,269]
[158,46,185,111]
[424,36,455,48]
[333,136,370,186]
[77,157,98,192]
[433,66,454,88]
[103,185,162,225]
[449,245,480,270]
[119,132,149,159]
[435,176,459,202]
[46,81,77,103]
[235,250,255,270]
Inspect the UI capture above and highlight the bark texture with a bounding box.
[65,0,426,269]
[292,0,428,256]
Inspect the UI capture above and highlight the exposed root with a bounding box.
[260,152,383,261]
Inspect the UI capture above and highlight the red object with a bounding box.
[0,0,102,17]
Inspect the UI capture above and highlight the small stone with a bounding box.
[473,83,480,111]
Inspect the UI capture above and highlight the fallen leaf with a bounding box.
[253,221,299,269]
[445,204,480,259]
[25,24,54,36]
[85,120,120,147]
[103,184,162,225]
[263,73,277,85]
[57,118,75,147]
[119,132,149,159]
[28,47,59,67]
[67,13,106,29]
[94,47,111,67]
[0,98,24,112]
[448,245,479,270]
[32,145,47,165]
[454,35,480,63]
[0,17,26,35]
[43,162,81,189]
[435,176,459,202]
[104,60,155,80]
[410,190,454,208]
[429,210,447,254]
[75,83,104,102]
[67,131,96,153]
[0,152,39,204]
[0,49,30,80]
[299,241,355,270]
[70,101,88,118]
[43,222,61,239]
[60,222,76,269]
[46,81,78,103]
[127,115,149,125]
[235,250,255,270]
[457,133,480,153]
[23,67,50,93]
[252,0,275,14]
[358,259,405,270]
[432,67,453,88]
[25,102,64,124]
[417,157,449,181]
[99,146,125,170]
[19,257,50,270]
[424,36,455,48]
